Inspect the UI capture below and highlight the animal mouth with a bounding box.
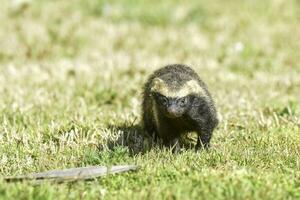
[166,111,182,118]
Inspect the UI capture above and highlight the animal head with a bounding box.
[150,78,205,118]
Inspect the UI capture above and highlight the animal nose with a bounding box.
[167,106,180,118]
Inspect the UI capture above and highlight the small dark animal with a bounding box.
[142,64,218,151]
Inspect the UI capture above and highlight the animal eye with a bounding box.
[178,97,187,106]
[159,96,168,105]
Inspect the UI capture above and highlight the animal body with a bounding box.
[142,64,218,151]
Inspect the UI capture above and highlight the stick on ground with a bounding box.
[4,165,139,183]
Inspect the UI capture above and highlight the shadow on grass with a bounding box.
[102,123,155,156]
[101,122,197,156]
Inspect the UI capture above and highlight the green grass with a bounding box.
[0,0,300,199]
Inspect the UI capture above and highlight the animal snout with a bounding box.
[167,106,181,118]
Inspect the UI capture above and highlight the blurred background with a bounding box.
[2,0,300,69]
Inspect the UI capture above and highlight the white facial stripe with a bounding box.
[151,78,206,98]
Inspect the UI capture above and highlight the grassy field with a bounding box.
[0,0,300,199]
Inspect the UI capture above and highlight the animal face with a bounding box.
[153,93,191,118]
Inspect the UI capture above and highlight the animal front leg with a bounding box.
[165,138,180,153]
[195,130,212,151]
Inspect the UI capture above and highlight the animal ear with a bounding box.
[151,78,165,92]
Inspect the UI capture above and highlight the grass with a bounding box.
[0,0,299,199]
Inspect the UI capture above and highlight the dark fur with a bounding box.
[142,64,218,151]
